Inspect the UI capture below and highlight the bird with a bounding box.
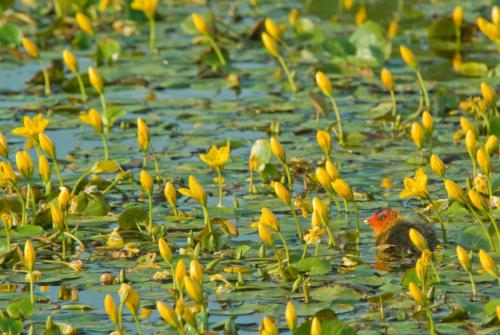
[365,208,437,254]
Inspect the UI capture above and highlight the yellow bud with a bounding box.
[310,316,322,335]
[444,179,466,202]
[38,155,51,184]
[50,203,64,231]
[332,178,353,201]
[480,82,495,104]
[380,68,394,91]
[452,6,463,27]
[156,301,180,328]
[184,276,203,303]
[400,46,417,69]
[118,283,140,314]
[80,108,103,133]
[137,118,149,152]
[0,162,16,184]
[63,49,78,73]
[265,18,282,40]
[456,245,471,272]
[315,167,332,191]
[485,135,498,155]
[158,237,172,264]
[415,258,427,284]
[408,282,425,306]
[355,5,367,26]
[316,130,331,154]
[88,67,104,94]
[409,228,428,252]
[58,187,70,210]
[497,305,500,322]
[258,222,274,246]
[164,181,177,208]
[452,52,462,71]
[311,209,322,228]
[312,197,328,221]
[140,170,153,195]
[139,308,151,319]
[76,12,94,36]
[411,122,424,149]
[479,249,497,278]
[430,154,446,178]
[476,147,490,175]
[38,133,55,158]
[468,189,487,211]
[104,294,118,324]
[422,111,433,133]
[460,117,475,135]
[260,207,280,232]
[315,71,332,96]
[188,175,206,206]
[0,133,8,159]
[192,13,209,35]
[380,177,393,189]
[16,150,33,180]
[493,6,500,25]
[24,240,35,271]
[189,259,203,284]
[274,181,290,205]
[21,37,39,59]
[270,137,286,162]
[285,301,296,330]
[175,260,186,288]
[325,160,340,180]
[465,130,476,156]
[262,316,278,335]
[261,32,280,58]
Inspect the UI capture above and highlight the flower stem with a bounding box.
[217,170,223,208]
[100,93,108,130]
[52,157,65,186]
[425,308,436,335]
[29,271,34,303]
[131,311,143,335]
[487,213,500,246]
[278,231,291,263]
[75,72,87,103]
[207,36,226,66]
[415,70,429,111]
[39,59,51,96]
[427,196,447,243]
[147,193,153,236]
[328,95,344,145]
[290,206,303,240]
[390,89,397,133]
[467,271,476,298]
[277,55,297,93]
[149,17,157,55]
[467,204,495,251]
[101,133,109,160]
[283,162,293,192]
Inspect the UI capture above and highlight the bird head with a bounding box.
[364,208,400,236]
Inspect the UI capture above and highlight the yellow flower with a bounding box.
[421,111,433,133]
[410,122,424,149]
[264,18,282,40]
[468,189,487,211]
[316,130,331,155]
[164,181,177,209]
[0,133,8,159]
[184,276,203,303]
[315,71,332,96]
[456,245,471,272]
[315,167,332,191]
[304,226,325,245]
[400,45,417,69]
[175,260,186,289]
[400,168,428,199]
[480,82,495,104]
[261,32,280,58]
[409,228,428,252]
[192,13,209,35]
[465,130,476,156]
[50,203,64,231]
[430,154,446,178]
[477,17,500,44]
[332,178,353,201]
[12,114,49,143]
[274,181,291,205]
[76,12,94,36]
[199,144,230,171]
[444,179,466,202]
[258,222,274,246]
[158,237,172,264]
[325,160,340,180]
[38,133,55,158]
[310,317,322,335]
[118,283,140,314]
[137,118,149,153]
[21,37,39,59]
[131,0,158,18]
[460,117,476,135]
[285,301,296,331]
[408,282,425,306]
[58,187,71,210]
[88,67,104,94]
[140,170,153,195]
[16,150,33,180]
[189,259,203,284]
[479,249,497,278]
[24,240,35,272]
[380,68,393,91]
[485,135,498,155]
[261,316,278,335]
[179,175,207,206]
[38,155,51,184]
[260,207,280,232]
[270,137,285,162]
[156,301,180,328]
[387,20,399,39]
[476,148,490,175]
[80,109,103,133]
[63,49,78,73]
[104,295,118,324]
[452,6,463,27]
[0,162,16,185]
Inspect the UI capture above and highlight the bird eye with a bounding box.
[377,213,385,221]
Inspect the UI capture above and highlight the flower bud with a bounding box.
[311,317,322,335]
[460,117,475,135]
[118,283,140,314]
[157,301,179,328]
[190,259,203,284]
[408,282,425,306]
[285,301,296,330]
[415,258,427,284]
[409,228,428,252]
[316,130,331,155]
[188,175,206,206]
[387,20,399,39]
[16,150,33,180]
[468,189,487,211]
[332,178,353,201]
[262,316,278,335]
[80,109,103,133]
[184,276,203,303]
[21,37,39,59]
[0,162,16,184]
[430,154,446,178]
[270,136,285,162]
[485,135,498,155]
[312,197,328,222]
[58,187,70,210]
[480,82,495,104]
[258,222,274,246]
[456,245,471,272]
[175,260,186,289]
[140,170,153,195]
[163,181,177,209]
[104,294,118,324]
[325,160,340,180]
[444,179,466,202]
[38,133,56,158]
[137,118,149,153]
[260,207,279,232]
[315,71,332,96]
[476,147,490,175]
[422,111,433,133]
[452,6,463,27]
[39,155,51,184]
[158,238,172,264]
[411,122,424,149]
[192,13,209,35]
[264,18,282,40]
[88,67,104,94]
[315,167,332,191]
[261,32,279,58]
[311,209,322,228]
[380,68,394,91]
[0,133,8,159]
[274,181,290,205]
[63,49,78,73]
[492,6,499,25]
[76,12,94,36]
[479,249,497,278]
[464,131,477,157]
[400,46,417,69]
[24,240,35,271]
[50,203,64,231]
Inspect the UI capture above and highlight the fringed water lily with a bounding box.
[131,0,158,53]
[12,114,49,147]
[63,49,87,102]
[192,12,226,66]
[199,143,230,207]
[80,109,109,160]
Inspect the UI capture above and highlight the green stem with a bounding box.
[467,270,476,298]
[486,174,493,199]
[467,204,495,251]
[301,243,308,260]
[131,312,143,335]
[425,308,436,335]
[39,59,51,96]
[320,215,336,248]
[75,72,87,103]
[278,231,291,263]
[271,245,282,268]
[427,196,447,243]
[207,36,226,66]
[430,259,441,283]
[5,228,10,250]
[51,157,64,186]
[390,89,397,133]
[328,95,344,145]
[290,206,303,240]
[283,163,293,192]
[12,184,27,225]
[487,213,500,246]
[415,70,430,111]
[100,93,108,130]
[29,271,34,303]
[101,133,109,160]
[217,169,223,208]
[61,231,67,261]
[277,55,297,93]
[149,17,157,55]
[71,170,91,196]
[143,153,147,168]
[147,193,153,236]
[118,302,125,332]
